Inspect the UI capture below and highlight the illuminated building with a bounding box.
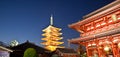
[0,46,13,57]
[68,0,120,57]
[41,15,64,51]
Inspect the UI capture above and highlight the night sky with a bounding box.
[0,0,114,48]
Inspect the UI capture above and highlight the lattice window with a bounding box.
[116,11,120,20]
[108,17,113,23]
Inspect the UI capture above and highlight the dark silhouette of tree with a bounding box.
[23,48,38,57]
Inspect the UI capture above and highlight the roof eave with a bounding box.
[69,0,120,27]
[0,46,13,52]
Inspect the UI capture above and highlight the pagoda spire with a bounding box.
[50,14,53,25]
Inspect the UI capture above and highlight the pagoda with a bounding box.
[41,15,64,51]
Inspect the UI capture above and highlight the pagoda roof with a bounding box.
[42,25,61,32]
[69,0,120,29]
[42,32,62,36]
[42,37,63,41]
[41,41,64,46]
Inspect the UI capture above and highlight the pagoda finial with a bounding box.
[50,14,53,25]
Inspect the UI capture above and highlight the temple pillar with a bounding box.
[110,36,119,57]
[96,40,106,57]
[96,40,101,57]
[112,44,119,57]
[86,43,90,57]
[86,46,89,57]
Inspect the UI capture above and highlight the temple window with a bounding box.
[90,22,94,30]
[85,23,91,31]
[85,22,95,32]
[101,22,106,25]
[108,17,113,23]
[91,26,94,29]
[96,23,100,27]
[116,13,120,20]
[87,27,90,31]
[86,26,94,31]
[101,18,106,26]
[94,18,103,28]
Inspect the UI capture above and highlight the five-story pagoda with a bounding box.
[41,15,64,51]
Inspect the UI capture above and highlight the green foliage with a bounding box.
[23,48,38,57]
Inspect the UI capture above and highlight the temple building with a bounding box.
[10,41,49,57]
[41,15,64,51]
[68,0,120,57]
[0,46,13,57]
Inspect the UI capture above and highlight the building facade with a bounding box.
[10,41,50,57]
[0,46,13,57]
[69,0,120,57]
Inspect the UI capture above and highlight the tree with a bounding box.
[23,48,38,57]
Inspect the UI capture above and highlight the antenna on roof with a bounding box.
[50,14,53,25]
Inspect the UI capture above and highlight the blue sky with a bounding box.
[0,0,114,48]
